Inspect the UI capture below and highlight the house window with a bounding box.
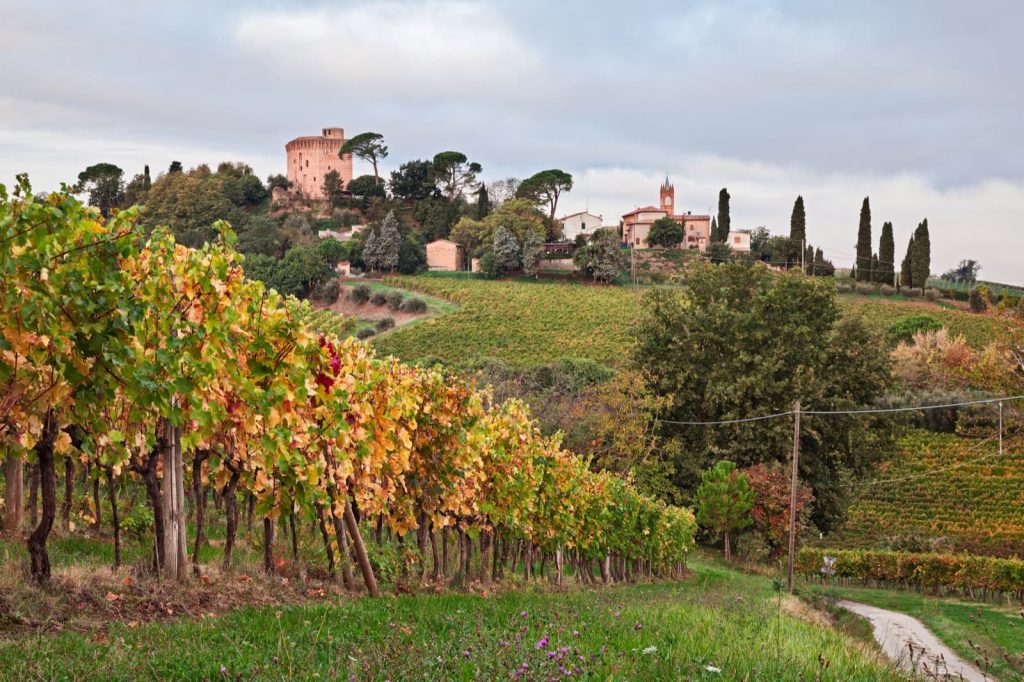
[734,236,741,244]
[306,160,309,168]
[581,222,586,231]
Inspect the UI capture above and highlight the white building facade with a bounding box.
[558,211,603,241]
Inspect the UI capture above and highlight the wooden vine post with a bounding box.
[786,400,801,594]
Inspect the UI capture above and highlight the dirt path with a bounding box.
[838,600,992,681]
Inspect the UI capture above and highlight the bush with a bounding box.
[887,314,943,343]
[400,297,428,314]
[902,287,922,298]
[375,316,395,332]
[349,284,371,305]
[478,251,501,279]
[356,327,376,339]
[311,277,342,304]
[855,283,876,296]
[879,284,896,296]
[370,291,388,306]
[968,286,989,313]
[924,288,941,302]
[835,283,853,294]
[386,291,404,310]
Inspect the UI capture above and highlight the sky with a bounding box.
[2,0,1022,284]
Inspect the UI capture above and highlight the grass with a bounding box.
[0,558,903,681]
[805,584,1024,680]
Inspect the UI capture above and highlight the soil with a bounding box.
[838,600,990,681]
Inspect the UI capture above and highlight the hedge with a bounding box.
[798,548,1024,602]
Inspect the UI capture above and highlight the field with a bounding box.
[836,294,1011,348]
[373,274,644,367]
[808,584,1024,680]
[0,558,903,681]
[827,431,1024,557]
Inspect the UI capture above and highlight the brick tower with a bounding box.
[659,176,675,215]
[284,128,354,201]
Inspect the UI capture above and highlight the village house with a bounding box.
[426,239,465,272]
[621,178,751,253]
[557,210,603,241]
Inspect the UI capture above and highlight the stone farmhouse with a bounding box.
[280,127,354,201]
[622,178,750,252]
[426,239,466,272]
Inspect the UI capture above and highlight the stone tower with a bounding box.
[284,128,354,201]
[659,176,675,215]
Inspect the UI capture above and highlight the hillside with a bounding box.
[828,430,1024,557]
[372,275,1014,367]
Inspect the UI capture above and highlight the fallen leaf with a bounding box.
[105,592,121,602]
[237,574,251,583]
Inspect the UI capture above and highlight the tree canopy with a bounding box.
[695,460,753,561]
[449,198,548,256]
[431,151,482,202]
[75,163,124,217]
[340,132,388,187]
[517,169,573,220]
[647,217,685,248]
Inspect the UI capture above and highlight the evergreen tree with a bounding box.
[710,216,718,244]
[900,235,914,289]
[870,253,880,284]
[716,188,731,243]
[362,228,382,271]
[377,210,402,272]
[695,460,753,562]
[813,247,826,277]
[789,195,806,269]
[878,221,895,286]
[804,244,814,275]
[521,229,543,278]
[474,183,492,220]
[911,218,931,290]
[855,197,872,281]
[493,225,521,272]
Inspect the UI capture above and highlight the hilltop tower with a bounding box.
[659,176,675,215]
[284,128,354,200]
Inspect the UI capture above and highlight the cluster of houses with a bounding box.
[424,177,751,271]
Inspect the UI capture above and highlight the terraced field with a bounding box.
[832,431,1024,557]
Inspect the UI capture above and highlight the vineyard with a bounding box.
[830,431,1024,557]
[836,296,1010,349]
[0,181,696,598]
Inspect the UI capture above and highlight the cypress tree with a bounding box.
[855,197,872,281]
[710,217,718,245]
[804,244,814,275]
[789,195,806,270]
[474,184,491,220]
[878,221,895,286]
[716,188,731,243]
[870,253,879,284]
[911,218,931,290]
[813,247,825,277]
[900,235,914,289]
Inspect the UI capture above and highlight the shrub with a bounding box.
[1018,297,1024,320]
[375,316,395,332]
[386,291,404,310]
[855,283,876,296]
[879,284,896,296]
[400,297,427,314]
[968,286,989,313]
[887,314,943,344]
[356,327,376,339]
[902,287,922,298]
[370,291,388,306]
[924,288,940,302]
[835,283,853,294]
[478,251,501,279]
[349,284,371,305]
[312,277,342,304]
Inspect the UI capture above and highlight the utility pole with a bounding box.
[787,400,801,593]
[999,401,1004,457]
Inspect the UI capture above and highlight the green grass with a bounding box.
[0,558,902,681]
[836,294,1012,348]
[806,584,1024,680]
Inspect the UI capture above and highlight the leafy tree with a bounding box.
[376,210,402,272]
[647,217,685,248]
[855,197,872,281]
[450,198,548,255]
[168,160,183,174]
[322,170,346,207]
[695,461,753,561]
[142,168,240,247]
[340,132,388,187]
[242,245,329,298]
[517,169,573,220]
[521,229,543,278]
[75,163,125,216]
[474,184,492,219]
[788,195,806,269]
[389,160,436,201]
[705,241,732,264]
[431,151,482,202]
[877,221,895,286]
[348,174,386,198]
[741,462,813,559]
[317,238,346,267]
[716,188,731,243]
[911,219,931,290]
[413,196,461,242]
[492,226,521,272]
[397,234,426,275]
[900,235,915,289]
[267,174,291,191]
[236,213,285,257]
[573,229,626,283]
[749,226,770,257]
[487,177,521,205]
[941,259,981,284]
[477,251,501,278]
[633,263,894,531]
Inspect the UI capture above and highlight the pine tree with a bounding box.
[493,225,521,272]
[474,184,492,220]
[911,218,931,290]
[716,188,731,243]
[362,229,382,272]
[377,210,402,272]
[695,460,753,562]
[521,229,542,278]
[789,195,806,270]
[900,235,914,289]
[855,197,872,282]
[878,221,895,286]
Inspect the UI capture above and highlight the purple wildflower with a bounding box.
[535,636,549,649]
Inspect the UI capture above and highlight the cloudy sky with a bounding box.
[2,0,1022,283]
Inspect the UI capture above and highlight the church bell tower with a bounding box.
[660,176,675,215]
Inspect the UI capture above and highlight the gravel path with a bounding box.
[838,600,992,681]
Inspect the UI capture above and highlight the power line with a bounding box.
[660,395,1023,427]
